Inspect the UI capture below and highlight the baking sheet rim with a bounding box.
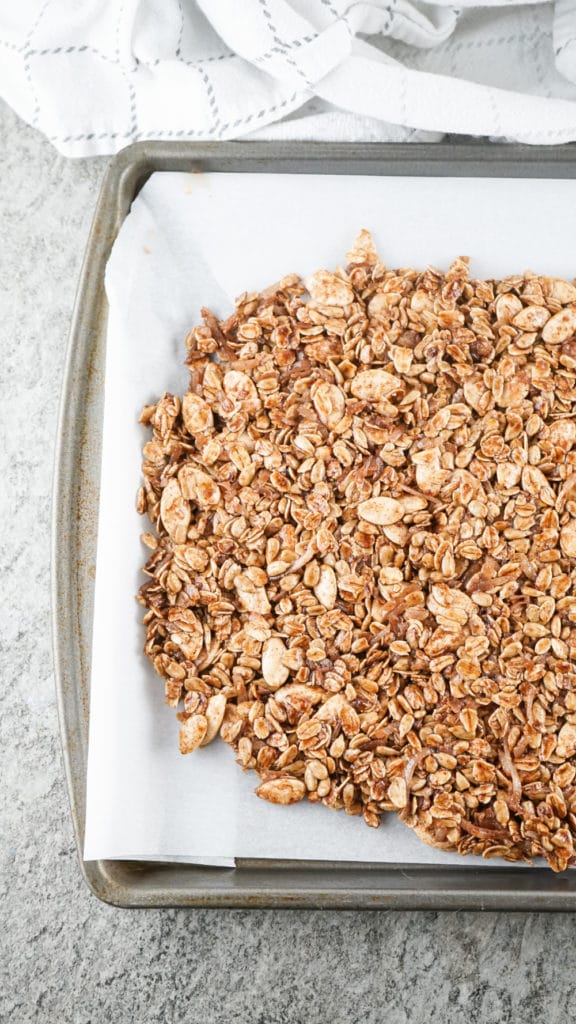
[52,139,576,909]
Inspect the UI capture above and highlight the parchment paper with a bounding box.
[84,171,576,865]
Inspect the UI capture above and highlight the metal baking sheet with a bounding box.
[52,140,576,909]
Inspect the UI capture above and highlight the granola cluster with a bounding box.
[137,230,576,871]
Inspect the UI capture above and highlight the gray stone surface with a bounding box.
[2,96,576,1024]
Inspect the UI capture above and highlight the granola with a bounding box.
[137,230,576,872]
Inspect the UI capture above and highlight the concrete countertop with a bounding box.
[1,97,575,1024]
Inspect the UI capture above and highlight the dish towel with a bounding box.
[1,0,576,156]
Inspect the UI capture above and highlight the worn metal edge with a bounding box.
[51,154,127,904]
[53,140,576,910]
[78,858,576,911]
[104,139,576,179]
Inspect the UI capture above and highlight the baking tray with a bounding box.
[53,140,576,910]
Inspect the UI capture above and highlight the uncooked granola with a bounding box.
[137,229,576,872]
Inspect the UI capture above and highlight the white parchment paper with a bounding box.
[84,171,576,865]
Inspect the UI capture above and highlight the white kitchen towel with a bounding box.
[0,1,575,156]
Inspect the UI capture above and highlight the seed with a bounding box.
[542,308,576,344]
[541,307,573,344]
[255,777,306,805]
[512,306,550,331]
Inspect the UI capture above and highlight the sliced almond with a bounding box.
[555,723,576,760]
[234,574,271,614]
[388,777,408,808]
[313,565,337,609]
[314,694,348,722]
[495,293,523,322]
[350,369,402,402]
[160,478,190,544]
[262,638,290,689]
[178,465,221,506]
[399,494,428,513]
[545,278,576,305]
[201,694,227,746]
[383,524,409,545]
[560,521,576,558]
[306,270,354,307]
[274,684,325,715]
[311,381,346,430]
[182,393,213,433]
[179,714,207,754]
[549,419,576,452]
[358,496,404,526]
